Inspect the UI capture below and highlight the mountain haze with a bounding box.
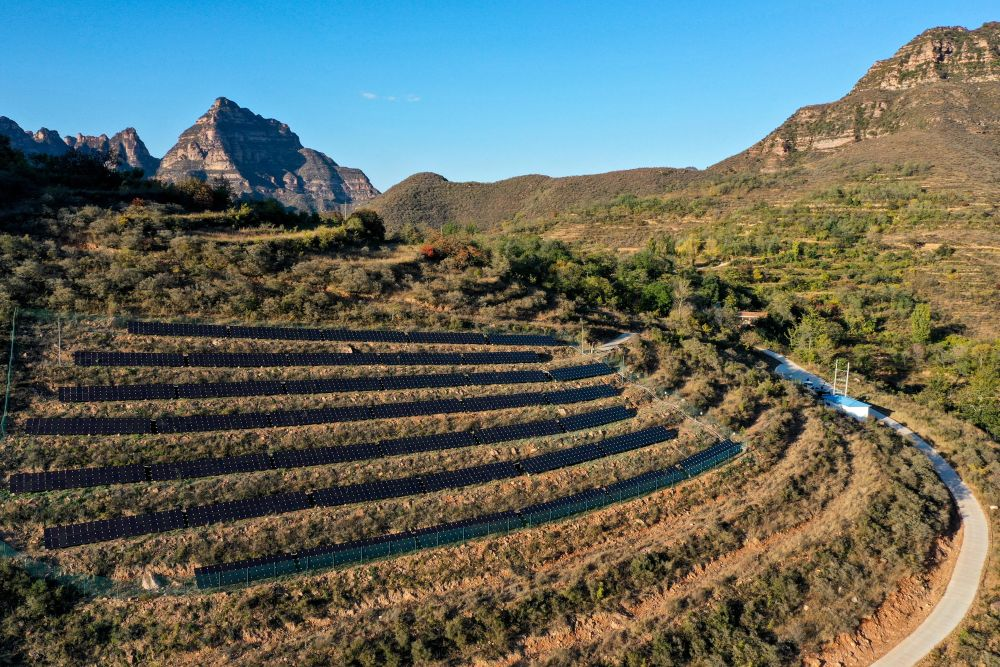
[155,97,379,211]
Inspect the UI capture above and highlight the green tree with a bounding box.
[790,313,843,364]
[345,209,386,243]
[910,303,932,344]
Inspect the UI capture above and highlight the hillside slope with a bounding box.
[367,168,701,230]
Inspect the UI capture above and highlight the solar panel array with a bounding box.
[20,417,153,436]
[24,383,621,436]
[10,406,635,493]
[59,365,605,403]
[194,437,744,588]
[43,423,673,549]
[127,320,563,347]
[676,439,741,475]
[8,464,147,493]
[547,363,616,382]
[73,350,544,368]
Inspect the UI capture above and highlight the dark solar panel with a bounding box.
[465,370,550,386]
[187,491,312,527]
[395,352,465,366]
[59,384,177,402]
[487,333,562,347]
[459,391,538,412]
[149,453,272,481]
[475,419,563,444]
[8,463,147,493]
[603,468,677,497]
[545,384,619,405]
[557,405,636,432]
[370,398,464,420]
[519,487,608,521]
[678,439,741,469]
[128,321,228,338]
[420,461,520,492]
[311,377,384,393]
[547,362,614,382]
[312,476,425,507]
[380,373,467,390]
[74,351,186,367]
[520,443,603,475]
[598,426,676,456]
[407,331,488,345]
[460,351,541,365]
[381,431,478,456]
[44,508,187,549]
[22,417,152,436]
[272,441,383,468]
[410,510,520,541]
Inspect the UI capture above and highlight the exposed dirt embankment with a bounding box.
[804,528,961,667]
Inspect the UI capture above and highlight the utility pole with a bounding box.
[57,317,62,365]
[832,359,850,396]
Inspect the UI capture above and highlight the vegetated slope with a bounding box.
[367,167,701,231]
[0,136,962,665]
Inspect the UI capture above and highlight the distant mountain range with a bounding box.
[0,117,161,174]
[3,22,998,219]
[369,22,1000,228]
[0,98,379,211]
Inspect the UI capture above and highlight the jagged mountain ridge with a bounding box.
[154,98,379,211]
[0,116,160,173]
[64,129,161,175]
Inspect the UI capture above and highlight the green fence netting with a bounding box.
[196,442,744,589]
[0,308,17,439]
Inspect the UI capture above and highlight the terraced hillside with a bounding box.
[0,22,995,662]
[0,312,955,665]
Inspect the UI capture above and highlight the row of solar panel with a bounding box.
[10,405,635,493]
[128,320,563,347]
[43,424,676,549]
[22,384,620,436]
[73,350,545,368]
[58,363,613,403]
[193,439,744,588]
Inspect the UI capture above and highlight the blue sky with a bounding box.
[2,1,996,190]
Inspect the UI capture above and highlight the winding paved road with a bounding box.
[758,349,990,666]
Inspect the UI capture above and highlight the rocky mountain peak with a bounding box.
[852,22,1000,92]
[713,21,1000,172]
[155,98,378,211]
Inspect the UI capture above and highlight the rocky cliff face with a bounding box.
[714,22,1000,171]
[0,117,159,173]
[853,23,1000,92]
[64,128,161,174]
[155,98,379,211]
[0,117,70,156]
